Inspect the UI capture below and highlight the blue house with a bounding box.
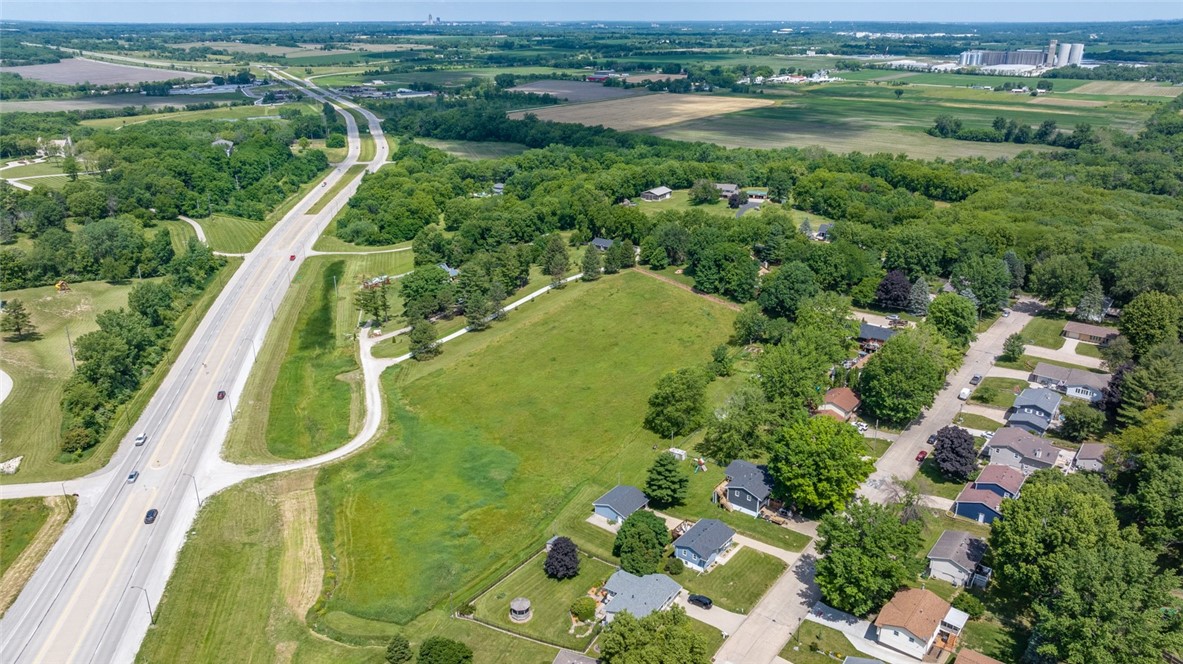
[673,518,735,572]
[953,486,1004,524]
[592,485,648,524]
[724,460,774,518]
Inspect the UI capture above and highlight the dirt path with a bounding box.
[0,496,74,615]
[632,269,742,311]
[276,471,323,621]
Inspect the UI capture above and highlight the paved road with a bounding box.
[858,302,1034,503]
[0,72,388,664]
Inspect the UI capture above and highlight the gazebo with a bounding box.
[509,597,533,623]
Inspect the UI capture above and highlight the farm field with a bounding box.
[677,548,786,613]
[316,271,736,628]
[418,138,530,160]
[509,80,647,103]
[508,94,774,131]
[0,57,210,84]
[80,102,296,128]
[222,251,412,463]
[0,91,249,113]
[175,41,319,56]
[1066,81,1183,97]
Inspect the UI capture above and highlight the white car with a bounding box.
[958,388,972,400]
[134,433,148,446]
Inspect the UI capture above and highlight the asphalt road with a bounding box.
[0,72,387,664]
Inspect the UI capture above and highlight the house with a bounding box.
[973,464,1026,499]
[817,387,860,422]
[714,183,740,198]
[640,186,672,202]
[1006,388,1062,435]
[858,322,897,346]
[1030,362,1111,403]
[874,588,968,660]
[438,263,461,279]
[1073,443,1108,472]
[744,188,769,201]
[815,223,832,240]
[955,648,1006,664]
[953,486,1005,524]
[600,570,681,622]
[984,427,1067,475]
[1061,321,1119,346]
[723,459,774,517]
[492,182,505,195]
[552,650,598,664]
[672,518,735,572]
[592,485,648,523]
[589,237,614,251]
[927,530,988,587]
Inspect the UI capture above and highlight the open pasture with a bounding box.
[509,94,773,131]
[1,91,248,113]
[1065,81,1183,97]
[0,58,209,84]
[509,80,646,103]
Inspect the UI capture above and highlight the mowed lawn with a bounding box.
[474,554,614,649]
[677,547,786,613]
[1019,315,1067,349]
[194,214,273,254]
[316,271,736,626]
[0,498,52,577]
[418,138,530,160]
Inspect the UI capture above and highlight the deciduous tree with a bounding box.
[416,636,472,664]
[932,425,977,481]
[643,367,708,438]
[385,635,413,664]
[814,499,924,616]
[858,327,949,424]
[1002,332,1025,362]
[598,605,709,664]
[768,416,873,513]
[613,511,670,575]
[1119,291,1181,357]
[875,269,912,310]
[1059,400,1105,442]
[1030,255,1091,311]
[544,536,581,579]
[758,261,818,320]
[927,293,977,347]
[688,179,718,205]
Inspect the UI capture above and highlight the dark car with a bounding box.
[970,374,983,385]
[144,508,159,524]
[927,434,938,445]
[916,450,929,463]
[687,594,713,610]
[216,390,226,400]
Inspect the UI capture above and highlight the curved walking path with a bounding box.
[0,367,12,406]
[632,268,742,311]
[307,246,411,256]
[177,215,209,244]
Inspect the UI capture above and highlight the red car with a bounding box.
[915,450,929,463]
[216,390,227,400]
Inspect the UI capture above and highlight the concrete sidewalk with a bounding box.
[1025,338,1104,369]
[804,603,917,664]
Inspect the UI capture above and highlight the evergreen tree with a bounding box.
[1075,275,1105,322]
[907,277,929,316]
[408,318,439,360]
[0,299,35,339]
[603,242,622,274]
[1003,250,1026,289]
[644,452,689,508]
[385,635,413,664]
[618,240,636,268]
[580,245,602,281]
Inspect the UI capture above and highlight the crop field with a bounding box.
[0,58,210,84]
[316,271,735,627]
[418,138,530,160]
[509,94,774,131]
[1066,81,1183,97]
[175,41,317,56]
[509,80,647,103]
[1,91,249,113]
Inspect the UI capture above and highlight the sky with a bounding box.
[2,1,1180,24]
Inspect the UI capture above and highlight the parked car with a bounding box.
[144,509,159,524]
[927,434,938,445]
[1002,309,1011,317]
[983,430,995,440]
[958,388,972,400]
[687,594,713,610]
[970,374,983,385]
[134,433,147,446]
[127,471,139,484]
[916,450,929,463]
[216,390,227,400]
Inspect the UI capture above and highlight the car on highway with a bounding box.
[959,387,972,400]
[970,374,983,385]
[134,432,147,446]
[916,450,929,463]
[127,471,139,484]
[687,594,713,609]
[144,509,159,524]
[217,390,226,400]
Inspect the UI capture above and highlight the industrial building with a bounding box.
[958,40,1083,69]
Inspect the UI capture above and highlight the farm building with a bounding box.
[672,518,735,572]
[592,485,648,523]
[722,459,774,518]
[1061,321,1119,346]
[640,186,672,201]
[926,530,989,588]
[600,570,681,622]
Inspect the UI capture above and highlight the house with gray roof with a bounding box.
[589,237,614,251]
[673,518,735,572]
[815,223,832,240]
[438,263,461,279]
[984,427,1067,475]
[592,485,648,523]
[1073,443,1108,473]
[858,322,897,345]
[973,465,1025,499]
[491,182,504,195]
[1006,388,1062,435]
[640,186,672,201]
[927,530,988,587]
[600,570,682,622]
[724,459,774,517]
[1030,362,1111,403]
[714,183,740,198]
[953,486,1005,524]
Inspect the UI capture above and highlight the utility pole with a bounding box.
[131,586,155,624]
[64,324,76,370]
[332,274,338,299]
[182,473,203,506]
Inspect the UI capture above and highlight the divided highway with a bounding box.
[0,73,387,664]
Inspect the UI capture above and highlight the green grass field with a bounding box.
[308,164,367,214]
[916,458,973,500]
[782,622,874,663]
[0,160,66,178]
[301,137,349,163]
[1019,315,1067,349]
[358,135,376,162]
[316,271,736,627]
[954,412,1004,431]
[971,377,1029,409]
[79,103,296,129]
[473,553,613,649]
[155,219,199,253]
[0,498,52,578]
[994,353,1102,374]
[193,214,271,253]
[677,547,786,613]
[311,221,412,252]
[417,138,530,160]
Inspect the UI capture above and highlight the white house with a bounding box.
[874,588,968,660]
[926,530,988,587]
[1030,362,1111,403]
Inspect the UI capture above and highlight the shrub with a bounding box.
[570,596,597,622]
[385,634,413,664]
[417,636,473,664]
[664,557,685,576]
[326,133,346,148]
[953,592,986,620]
[456,603,475,617]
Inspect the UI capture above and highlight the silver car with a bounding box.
[134,433,148,446]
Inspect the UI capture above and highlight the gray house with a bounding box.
[1030,362,1111,403]
[926,530,988,587]
[724,460,774,517]
[1073,443,1108,473]
[600,570,682,622]
[673,518,735,572]
[984,427,1067,475]
[714,183,740,198]
[1007,388,1062,435]
[592,485,648,523]
[858,322,897,345]
[590,237,614,251]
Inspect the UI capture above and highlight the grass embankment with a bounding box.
[418,138,530,160]
[782,622,875,664]
[358,135,376,162]
[316,271,736,632]
[193,214,271,253]
[0,498,52,577]
[312,219,411,253]
[222,252,413,463]
[308,164,367,215]
[0,496,76,614]
[678,548,786,613]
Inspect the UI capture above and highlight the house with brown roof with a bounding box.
[817,387,860,422]
[874,588,968,660]
[1061,321,1119,346]
[927,530,989,588]
[955,648,1006,664]
[973,465,1025,499]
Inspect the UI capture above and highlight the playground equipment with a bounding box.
[693,458,708,473]
[55,280,70,292]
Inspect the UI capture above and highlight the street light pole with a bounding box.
[183,473,203,506]
[131,585,155,625]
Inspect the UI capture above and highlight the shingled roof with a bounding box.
[874,588,951,640]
